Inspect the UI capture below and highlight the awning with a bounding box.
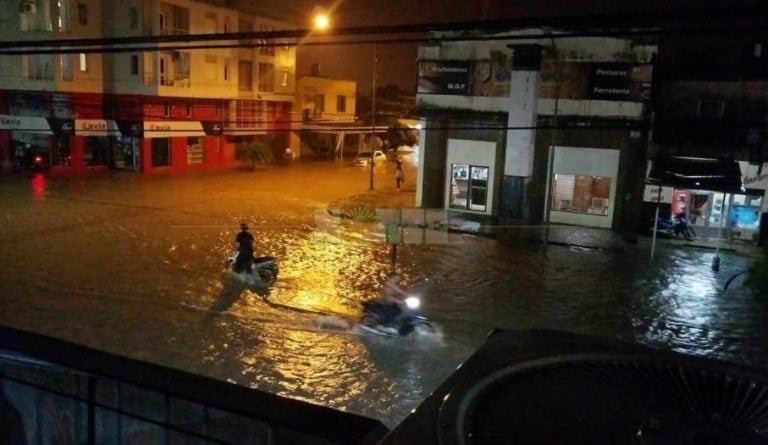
[75,119,120,136]
[0,114,52,134]
[144,121,205,138]
[647,156,744,193]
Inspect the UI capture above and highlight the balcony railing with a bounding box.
[0,326,387,445]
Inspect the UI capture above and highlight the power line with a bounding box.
[0,14,764,55]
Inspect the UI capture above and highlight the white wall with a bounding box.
[445,139,496,215]
[548,146,620,228]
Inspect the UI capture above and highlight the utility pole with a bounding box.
[369,45,377,191]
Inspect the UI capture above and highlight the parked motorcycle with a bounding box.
[225,253,279,283]
[650,212,697,241]
[359,296,435,336]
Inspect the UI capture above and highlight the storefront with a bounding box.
[547,146,620,228]
[644,156,761,243]
[142,121,206,173]
[0,114,53,171]
[445,139,497,215]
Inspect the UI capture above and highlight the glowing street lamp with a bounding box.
[313,13,330,31]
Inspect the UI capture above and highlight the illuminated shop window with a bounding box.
[450,164,488,212]
[186,137,203,164]
[551,174,611,216]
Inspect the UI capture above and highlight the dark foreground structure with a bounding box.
[3,326,768,444]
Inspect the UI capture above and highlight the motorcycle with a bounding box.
[650,212,697,241]
[225,253,279,283]
[359,295,435,336]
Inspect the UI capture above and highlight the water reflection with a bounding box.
[0,168,764,429]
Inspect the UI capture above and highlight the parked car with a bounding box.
[352,150,386,166]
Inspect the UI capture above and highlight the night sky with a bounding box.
[221,0,763,90]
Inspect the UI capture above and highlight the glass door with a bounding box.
[450,164,489,212]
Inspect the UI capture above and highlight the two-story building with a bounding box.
[648,30,768,245]
[0,0,296,175]
[291,68,357,160]
[414,29,656,232]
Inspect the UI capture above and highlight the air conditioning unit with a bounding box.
[21,1,37,14]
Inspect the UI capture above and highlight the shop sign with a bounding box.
[739,161,768,189]
[588,63,647,101]
[0,114,52,134]
[75,119,119,136]
[144,121,205,138]
[643,184,673,203]
[745,172,768,188]
[417,61,471,95]
[202,121,224,135]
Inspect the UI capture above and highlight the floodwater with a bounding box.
[0,162,764,427]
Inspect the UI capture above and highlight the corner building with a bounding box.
[414,29,656,233]
[0,0,296,175]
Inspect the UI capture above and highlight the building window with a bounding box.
[77,3,88,25]
[223,18,231,34]
[238,19,252,43]
[130,55,139,75]
[24,54,53,80]
[84,137,109,167]
[204,55,217,81]
[258,63,274,92]
[698,99,724,118]
[186,102,193,118]
[312,94,325,119]
[61,54,73,81]
[159,12,166,34]
[57,0,69,32]
[450,164,488,212]
[79,53,88,72]
[550,174,611,216]
[151,138,171,167]
[258,25,275,55]
[755,43,763,58]
[187,137,203,164]
[223,59,230,81]
[336,95,346,113]
[163,100,171,117]
[204,11,217,33]
[281,70,289,87]
[129,7,139,29]
[238,61,253,91]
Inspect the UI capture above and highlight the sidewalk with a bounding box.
[330,187,763,258]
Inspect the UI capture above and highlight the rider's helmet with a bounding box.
[240,222,249,231]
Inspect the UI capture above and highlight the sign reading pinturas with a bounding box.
[589,63,637,101]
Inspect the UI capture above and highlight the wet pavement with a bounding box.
[0,161,765,427]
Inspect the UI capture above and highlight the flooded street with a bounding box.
[0,162,764,427]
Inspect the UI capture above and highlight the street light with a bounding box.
[312,13,330,31]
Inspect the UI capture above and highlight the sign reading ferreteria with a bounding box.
[588,63,644,101]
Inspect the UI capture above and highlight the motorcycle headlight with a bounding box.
[405,296,421,310]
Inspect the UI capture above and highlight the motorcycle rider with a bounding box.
[234,222,255,274]
[376,274,408,325]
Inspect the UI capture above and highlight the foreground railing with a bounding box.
[0,326,388,445]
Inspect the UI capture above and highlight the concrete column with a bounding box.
[501,44,543,220]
